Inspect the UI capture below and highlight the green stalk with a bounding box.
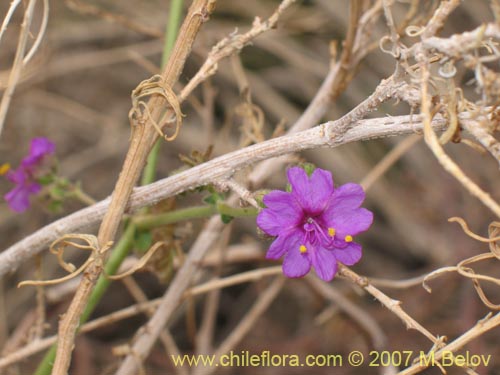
[133,203,259,230]
[217,202,259,218]
[80,223,136,323]
[34,2,184,374]
[141,0,184,185]
[134,205,217,230]
[34,225,135,375]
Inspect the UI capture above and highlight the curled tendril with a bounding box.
[438,61,457,78]
[423,218,500,309]
[448,217,500,248]
[405,25,425,37]
[106,241,166,280]
[129,74,185,141]
[18,235,168,287]
[379,35,400,58]
[18,234,113,288]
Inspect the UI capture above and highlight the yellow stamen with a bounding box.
[345,235,353,243]
[328,227,336,237]
[0,163,10,176]
[299,245,307,253]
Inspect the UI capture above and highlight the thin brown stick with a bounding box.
[461,119,500,168]
[202,277,285,375]
[0,0,22,44]
[0,264,283,370]
[114,214,224,375]
[360,134,421,191]
[398,313,500,375]
[179,0,297,103]
[65,0,163,38]
[306,276,388,351]
[0,112,451,278]
[416,49,500,219]
[339,265,439,344]
[192,224,230,370]
[120,276,187,375]
[51,1,217,373]
[0,0,37,137]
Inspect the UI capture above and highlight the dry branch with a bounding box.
[0,112,451,278]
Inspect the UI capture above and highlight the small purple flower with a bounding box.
[4,168,42,213]
[21,137,55,169]
[257,167,373,281]
[4,137,55,213]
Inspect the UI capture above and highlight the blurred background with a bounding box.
[0,1,499,374]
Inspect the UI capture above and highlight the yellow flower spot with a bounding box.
[299,245,307,253]
[344,235,353,243]
[328,227,336,237]
[0,163,10,176]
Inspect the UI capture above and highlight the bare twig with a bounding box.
[179,0,297,103]
[0,0,22,44]
[0,112,452,278]
[51,1,217,373]
[306,276,388,351]
[113,214,224,375]
[23,0,49,65]
[65,0,163,38]
[0,0,37,137]
[201,277,285,375]
[416,46,500,218]
[360,135,421,191]
[461,119,500,168]
[0,265,283,370]
[339,265,439,345]
[399,313,500,375]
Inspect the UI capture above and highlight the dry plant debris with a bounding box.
[0,1,500,374]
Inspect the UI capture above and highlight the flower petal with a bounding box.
[329,183,366,211]
[265,229,302,260]
[4,186,30,213]
[311,247,338,281]
[22,137,55,168]
[282,241,311,278]
[6,168,26,184]
[256,210,282,236]
[309,168,334,202]
[324,208,373,237]
[287,167,333,214]
[262,190,302,222]
[334,242,362,266]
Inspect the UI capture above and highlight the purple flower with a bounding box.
[4,137,55,213]
[4,168,42,212]
[257,167,373,281]
[21,137,55,169]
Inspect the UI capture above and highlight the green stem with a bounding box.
[162,0,184,69]
[217,202,259,218]
[71,186,96,206]
[141,0,184,186]
[33,225,136,375]
[134,205,217,230]
[34,2,185,373]
[134,203,259,230]
[33,345,57,375]
[80,223,136,323]
[34,200,255,374]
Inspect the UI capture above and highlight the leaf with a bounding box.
[47,200,63,213]
[203,191,225,205]
[38,174,55,185]
[301,162,316,177]
[220,214,234,224]
[50,186,66,200]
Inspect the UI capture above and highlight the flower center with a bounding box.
[302,216,336,247]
